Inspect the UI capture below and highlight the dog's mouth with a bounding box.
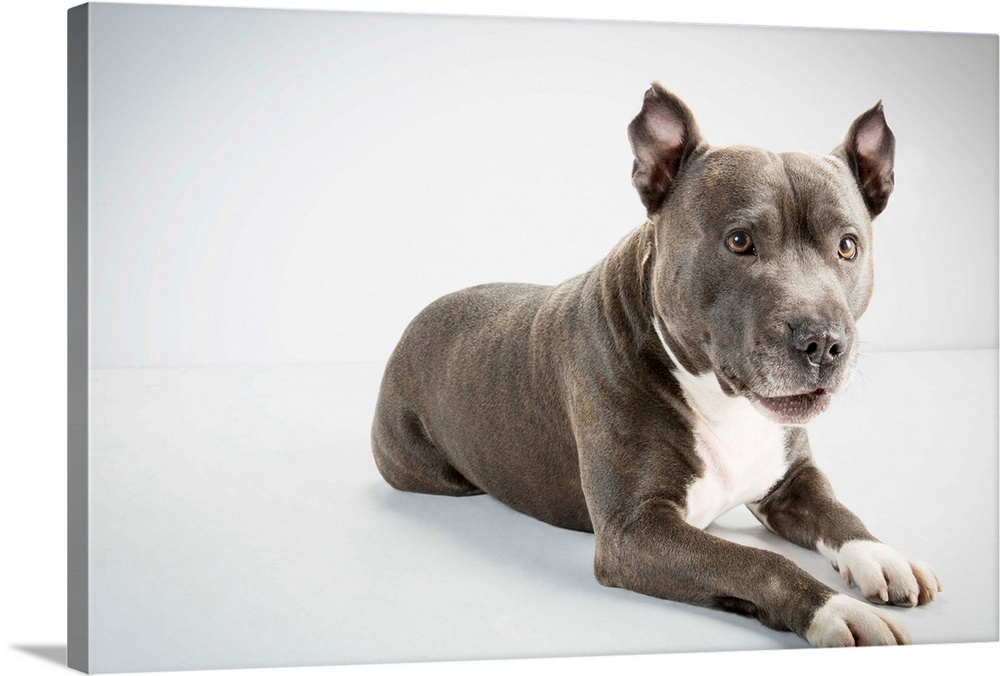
[748,388,831,425]
[716,363,840,426]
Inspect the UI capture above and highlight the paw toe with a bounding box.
[910,560,942,605]
[806,594,911,647]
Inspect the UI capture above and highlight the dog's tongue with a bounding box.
[753,388,830,425]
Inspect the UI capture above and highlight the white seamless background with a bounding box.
[88,4,998,369]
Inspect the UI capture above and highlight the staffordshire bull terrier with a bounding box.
[371,83,941,647]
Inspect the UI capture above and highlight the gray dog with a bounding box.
[372,83,940,647]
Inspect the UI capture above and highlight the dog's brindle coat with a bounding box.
[372,84,940,647]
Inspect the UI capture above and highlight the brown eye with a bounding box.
[838,236,858,260]
[725,231,755,255]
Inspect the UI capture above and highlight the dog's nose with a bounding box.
[789,321,851,367]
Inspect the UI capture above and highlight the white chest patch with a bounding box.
[654,320,789,529]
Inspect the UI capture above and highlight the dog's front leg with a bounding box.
[747,430,941,610]
[591,499,910,647]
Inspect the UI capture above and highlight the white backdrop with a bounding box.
[88,4,998,368]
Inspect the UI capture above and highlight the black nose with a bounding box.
[789,321,851,367]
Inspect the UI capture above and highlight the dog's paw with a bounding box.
[806,593,910,647]
[820,540,941,606]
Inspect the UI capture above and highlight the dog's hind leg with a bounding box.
[371,403,483,497]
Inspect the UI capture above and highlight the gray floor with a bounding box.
[85,350,998,673]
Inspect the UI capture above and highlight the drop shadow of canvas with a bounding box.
[12,645,66,667]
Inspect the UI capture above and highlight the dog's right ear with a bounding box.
[627,84,703,214]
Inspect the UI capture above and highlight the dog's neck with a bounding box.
[579,221,659,355]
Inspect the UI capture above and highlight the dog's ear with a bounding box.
[627,83,703,214]
[834,102,896,217]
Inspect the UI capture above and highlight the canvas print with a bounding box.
[68,3,999,673]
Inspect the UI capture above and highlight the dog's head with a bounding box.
[630,84,895,425]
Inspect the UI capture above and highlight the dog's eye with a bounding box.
[838,236,858,261]
[725,231,755,256]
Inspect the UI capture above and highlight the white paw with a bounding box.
[806,594,910,647]
[819,540,942,606]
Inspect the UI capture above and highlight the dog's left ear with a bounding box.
[628,83,703,214]
[834,102,896,217]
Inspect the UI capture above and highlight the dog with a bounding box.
[371,83,940,647]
